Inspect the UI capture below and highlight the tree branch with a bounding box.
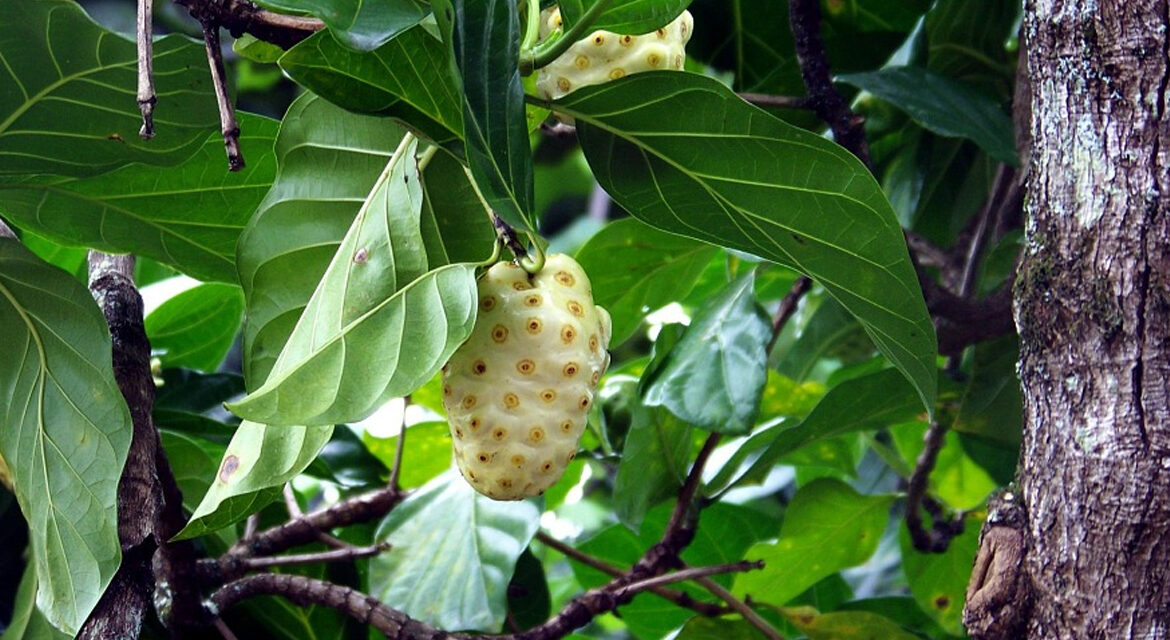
[535,532,730,616]
[788,0,871,168]
[283,483,354,550]
[199,18,244,171]
[768,275,812,353]
[691,576,786,640]
[235,542,390,570]
[738,93,812,110]
[172,0,323,49]
[905,421,966,553]
[136,0,155,138]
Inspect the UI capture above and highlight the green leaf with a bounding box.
[1,567,72,640]
[229,136,478,425]
[370,471,540,632]
[899,515,980,636]
[613,403,692,531]
[419,149,498,266]
[555,72,937,416]
[675,617,763,640]
[774,298,865,381]
[0,0,217,178]
[507,549,552,630]
[363,421,455,489]
[891,421,996,510]
[838,67,1017,165]
[175,422,333,540]
[253,0,428,50]
[735,479,894,606]
[924,0,1017,90]
[558,0,690,34]
[779,607,922,640]
[643,272,771,434]
[575,218,717,345]
[0,115,278,282]
[278,27,464,151]
[146,283,245,371]
[705,368,924,493]
[435,0,534,229]
[0,239,131,635]
[158,429,227,515]
[155,368,245,415]
[953,335,1022,447]
[309,426,389,488]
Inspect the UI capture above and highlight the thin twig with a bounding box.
[200,18,244,171]
[388,402,407,491]
[535,532,730,616]
[788,0,871,168]
[693,575,786,640]
[738,92,811,110]
[172,0,322,49]
[767,275,812,353]
[615,561,764,597]
[666,433,722,535]
[905,421,965,553]
[136,0,155,138]
[243,513,260,541]
[283,484,353,549]
[238,542,390,570]
[213,618,240,640]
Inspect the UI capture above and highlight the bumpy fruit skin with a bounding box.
[442,255,612,500]
[535,8,693,102]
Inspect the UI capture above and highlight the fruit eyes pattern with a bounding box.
[442,254,612,500]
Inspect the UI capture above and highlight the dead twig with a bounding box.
[199,18,244,171]
[136,0,155,138]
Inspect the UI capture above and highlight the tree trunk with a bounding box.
[1014,0,1170,637]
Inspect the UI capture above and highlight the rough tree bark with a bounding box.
[1013,0,1170,637]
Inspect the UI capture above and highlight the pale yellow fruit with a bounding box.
[442,255,611,500]
[536,7,693,102]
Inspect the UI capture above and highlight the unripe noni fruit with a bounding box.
[442,255,611,500]
[535,7,693,102]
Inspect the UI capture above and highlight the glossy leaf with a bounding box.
[555,72,937,416]
[925,0,1018,91]
[0,0,217,178]
[0,239,130,634]
[558,0,690,35]
[575,218,717,345]
[613,403,692,531]
[370,471,540,632]
[839,67,1017,165]
[419,149,498,267]
[279,28,464,151]
[155,368,245,415]
[0,115,278,282]
[145,283,245,371]
[643,272,771,434]
[779,607,921,640]
[735,479,894,606]
[175,422,333,540]
[229,133,478,425]
[774,298,868,381]
[705,368,924,493]
[900,515,980,635]
[436,0,534,229]
[254,0,427,50]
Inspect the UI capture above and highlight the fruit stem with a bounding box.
[520,0,541,53]
[522,0,615,73]
[517,231,546,274]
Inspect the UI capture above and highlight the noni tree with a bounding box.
[2,0,1165,638]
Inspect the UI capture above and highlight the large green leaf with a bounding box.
[145,283,245,371]
[839,67,1017,165]
[554,72,937,416]
[899,516,980,636]
[575,217,717,345]
[175,422,333,540]
[705,368,924,493]
[0,115,279,282]
[1,567,72,640]
[254,0,427,50]
[774,298,866,381]
[0,0,217,178]
[557,0,690,35]
[229,136,478,425]
[924,0,1018,91]
[435,0,534,229]
[278,27,464,152]
[613,404,692,531]
[0,239,130,634]
[158,429,227,515]
[370,471,540,632]
[643,272,771,434]
[734,479,894,606]
[419,150,497,266]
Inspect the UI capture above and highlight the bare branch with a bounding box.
[768,275,812,354]
[905,421,966,553]
[283,484,355,550]
[172,0,322,49]
[136,0,155,138]
[692,576,786,640]
[788,0,871,168]
[615,561,763,597]
[535,532,730,616]
[213,618,240,640]
[738,92,811,110]
[200,19,244,171]
[665,433,721,535]
[238,542,390,570]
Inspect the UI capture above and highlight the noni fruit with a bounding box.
[535,7,693,102]
[442,255,611,500]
